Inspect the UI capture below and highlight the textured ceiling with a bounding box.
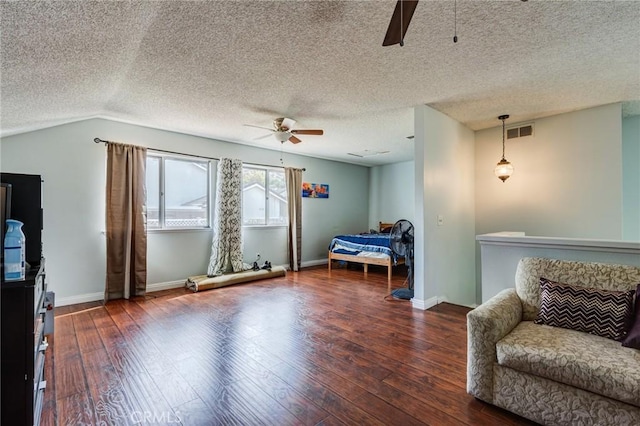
[1,0,639,166]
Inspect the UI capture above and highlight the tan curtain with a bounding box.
[285,167,303,271]
[105,142,147,301]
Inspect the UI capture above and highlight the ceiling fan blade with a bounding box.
[253,133,274,141]
[382,0,419,47]
[289,135,302,144]
[291,129,324,135]
[244,124,274,131]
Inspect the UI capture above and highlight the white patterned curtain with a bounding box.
[207,158,244,276]
[285,167,303,271]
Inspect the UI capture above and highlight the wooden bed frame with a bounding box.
[328,222,404,294]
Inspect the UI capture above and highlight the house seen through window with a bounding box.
[146,154,210,229]
[242,166,287,226]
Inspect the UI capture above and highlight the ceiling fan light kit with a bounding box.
[494,114,514,183]
[274,131,290,142]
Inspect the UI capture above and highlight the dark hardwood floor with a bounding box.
[42,264,534,425]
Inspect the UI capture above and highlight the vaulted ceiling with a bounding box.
[1,1,639,166]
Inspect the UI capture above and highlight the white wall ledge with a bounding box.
[477,232,640,254]
[476,232,640,303]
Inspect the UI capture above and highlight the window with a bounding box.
[242,166,287,226]
[146,154,210,229]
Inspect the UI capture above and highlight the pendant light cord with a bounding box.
[502,117,506,159]
[497,115,510,160]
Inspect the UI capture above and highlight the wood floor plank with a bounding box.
[54,354,87,400]
[81,347,123,420]
[271,365,386,426]
[73,313,104,354]
[241,357,329,425]
[119,371,180,425]
[351,390,429,426]
[53,329,80,361]
[214,376,301,426]
[92,383,136,425]
[148,366,201,409]
[107,344,148,379]
[269,358,368,403]
[315,414,348,426]
[56,391,94,426]
[382,372,530,426]
[42,266,535,426]
[94,323,127,350]
[172,398,219,426]
[53,314,76,337]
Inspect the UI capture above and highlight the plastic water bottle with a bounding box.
[4,219,26,281]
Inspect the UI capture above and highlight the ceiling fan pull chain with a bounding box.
[400,0,404,46]
[453,0,458,43]
[280,142,284,165]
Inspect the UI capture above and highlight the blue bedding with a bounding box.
[329,234,401,263]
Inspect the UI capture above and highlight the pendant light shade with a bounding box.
[494,158,514,182]
[494,114,514,182]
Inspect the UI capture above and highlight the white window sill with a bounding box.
[147,227,212,234]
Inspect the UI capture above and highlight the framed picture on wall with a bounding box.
[302,182,329,198]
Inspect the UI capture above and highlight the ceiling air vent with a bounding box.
[506,123,534,139]
[347,149,390,158]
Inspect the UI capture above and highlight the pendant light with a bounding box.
[494,114,514,182]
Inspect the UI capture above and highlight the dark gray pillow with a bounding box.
[534,277,635,341]
[621,284,640,349]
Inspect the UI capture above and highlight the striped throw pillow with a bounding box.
[534,277,635,341]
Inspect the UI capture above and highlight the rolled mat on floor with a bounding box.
[185,265,287,292]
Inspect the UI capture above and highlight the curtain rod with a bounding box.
[93,138,305,171]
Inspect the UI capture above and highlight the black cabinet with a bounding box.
[1,259,47,426]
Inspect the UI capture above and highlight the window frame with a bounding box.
[146,152,212,231]
[242,164,288,228]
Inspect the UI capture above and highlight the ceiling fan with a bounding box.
[383,0,530,46]
[244,117,324,144]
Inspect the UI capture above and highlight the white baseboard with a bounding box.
[56,280,186,307]
[436,295,478,309]
[410,296,439,310]
[410,295,479,310]
[147,279,186,292]
[301,258,328,268]
[56,292,103,307]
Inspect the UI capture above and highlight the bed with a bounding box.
[328,222,405,294]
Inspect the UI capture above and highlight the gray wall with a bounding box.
[3,105,635,307]
[473,103,639,304]
[622,115,640,241]
[0,118,369,305]
[413,105,477,308]
[475,103,624,239]
[368,161,415,229]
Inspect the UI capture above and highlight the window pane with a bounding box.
[164,158,209,228]
[146,156,160,228]
[268,170,287,225]
[242,168,266,225]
